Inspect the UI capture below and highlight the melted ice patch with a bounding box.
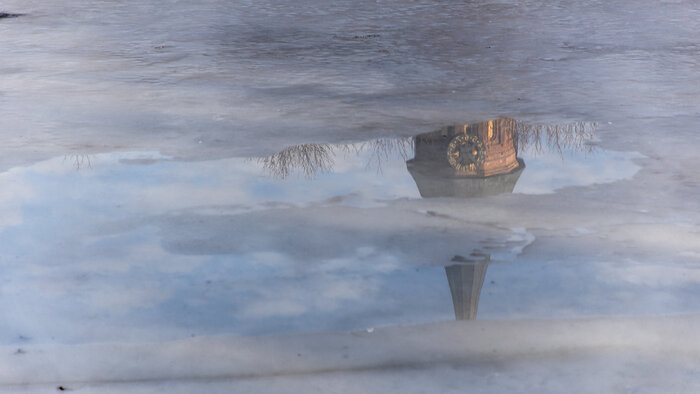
[513,148,644,194]
[0,138,641,343]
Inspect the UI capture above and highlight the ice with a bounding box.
[1,0,700,391]
[4,316,700,392]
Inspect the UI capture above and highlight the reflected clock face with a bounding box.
[447,134,486,172]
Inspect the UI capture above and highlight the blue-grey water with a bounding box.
[0,131,644,342]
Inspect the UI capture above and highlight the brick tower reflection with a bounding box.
[407,118,524,198]
[407,118,524,320]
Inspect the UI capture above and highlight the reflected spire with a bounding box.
[445,261,489,320]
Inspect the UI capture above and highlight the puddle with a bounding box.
[0,118,649,343]
[254,118,641,200]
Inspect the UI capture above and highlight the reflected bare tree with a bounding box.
[351,137,414,174]
[259,138,413,179]
[515,120,598,155]
[259,144,336,179]
[63,154,93,170]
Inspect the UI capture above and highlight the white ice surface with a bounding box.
[4,316,700,393]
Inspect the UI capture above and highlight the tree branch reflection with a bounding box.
[516,120,598,155]
[258,138,414,179]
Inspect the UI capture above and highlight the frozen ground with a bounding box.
[1,0,700,392]
[5,316,700,393]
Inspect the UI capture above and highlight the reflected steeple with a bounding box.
[407,118,525,198]
[445,256,490,320]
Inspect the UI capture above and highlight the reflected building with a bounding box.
[407,118,525,320]
[407,118,525,199]
[258,117,596,321]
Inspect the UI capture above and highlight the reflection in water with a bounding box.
[516,120,597,155]
[259,144,337,179]
[259,118,599,321]
[408,118,525,198]
[259,118,596,182]
[259,138,414,179]
[411,119,524,319]
[446,262,489,320]
[413,119,596,319]
[446,251,492,320]
[0,119,643,342]
[64,154,93,170]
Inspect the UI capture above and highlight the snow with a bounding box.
[4,316,700,392]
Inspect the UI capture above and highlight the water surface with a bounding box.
[0,119,659,344]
